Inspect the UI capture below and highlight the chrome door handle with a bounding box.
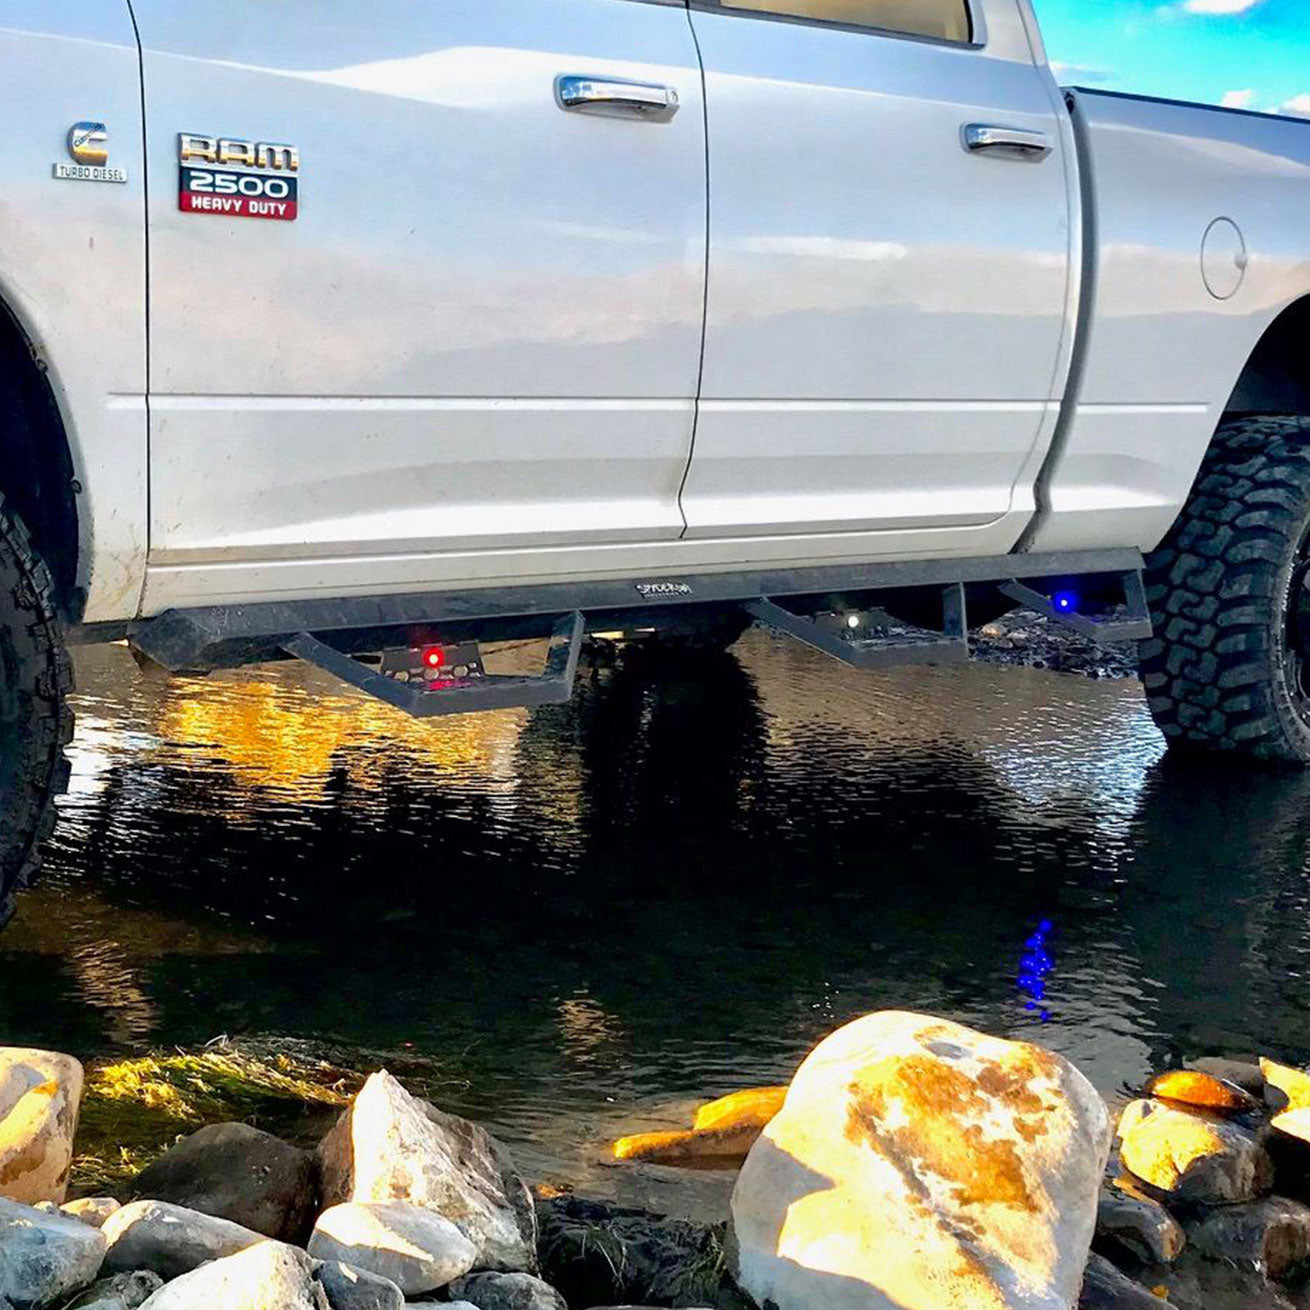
[962,124,1053,160]
[556,75,679,121]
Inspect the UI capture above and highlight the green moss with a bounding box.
[72,1043,356,1197]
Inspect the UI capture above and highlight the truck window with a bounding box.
[715,0,971,43]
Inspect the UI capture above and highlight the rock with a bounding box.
[0,1050,84,1206]
[1187,1058,1265,1096]
[1146,1070,1259,1115]
[1079,1253,1178,1309]
[614,1085,786,1166]
[1096,1177,1185,1264]
[307,1201,475,1297]
[318,1071,534,1272]
[100,1200,264,1280]
[0,1197,107,1310]
[1187,1196,1310,1279]
[310,1261,403,1310]
[1118,1099,1273,1203]
[137,1240,328,1310]
[66,1271,164,1310]
[730,1011,1111,1310]
[1262,1059,1310,1112]
[537,1193,726,1308]
[446,1272,567,1310]
[60,1200,120,1230]
[130,1122,317,1243]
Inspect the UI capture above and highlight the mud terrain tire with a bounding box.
[0,502,72,925]
[1141,416,1310,764]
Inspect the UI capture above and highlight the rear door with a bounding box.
[681,0,1074,553]
[130,0,707,587]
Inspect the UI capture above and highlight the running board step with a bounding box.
[281,611,585,718]
[747,585,969,669]
[998,571,1152,643]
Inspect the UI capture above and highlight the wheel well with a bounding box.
[1226,296,1310,418]
[0,301,79,618]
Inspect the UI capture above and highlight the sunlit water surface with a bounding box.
[5,633,1310,1216]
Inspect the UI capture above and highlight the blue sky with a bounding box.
[1033,0,1310,118]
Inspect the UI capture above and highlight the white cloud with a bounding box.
[1220,89,1254,109]
[1182,0,1261,11]
[1279,94,1310,119]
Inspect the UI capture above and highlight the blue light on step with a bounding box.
[1052,590,1078,614]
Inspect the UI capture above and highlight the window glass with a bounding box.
[717,0,971,42]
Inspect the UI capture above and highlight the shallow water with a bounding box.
[5,633,1310,1216]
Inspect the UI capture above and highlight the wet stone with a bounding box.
[1118,1099,1273,1204]
[1187,1196,1310,1279]
[1146,1069,1260,1116]
[1096,1177,1185,1264]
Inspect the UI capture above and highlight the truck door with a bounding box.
[129,0,707,601]
[681,0,1074,556]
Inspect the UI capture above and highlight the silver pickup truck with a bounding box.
[1,0,1309,918]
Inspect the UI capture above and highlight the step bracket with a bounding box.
[281,611,584,719]
[747,584,968,670]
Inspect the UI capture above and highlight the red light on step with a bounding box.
[421,646,445,671]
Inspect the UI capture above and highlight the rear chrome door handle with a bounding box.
[962,124,1053,160]
[556,75,680,122]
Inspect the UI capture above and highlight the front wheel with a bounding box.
[0,502,72,925]
[1140,416,1310,765]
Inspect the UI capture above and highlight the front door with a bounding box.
[131,0,708,600]
[681,0,1074,554]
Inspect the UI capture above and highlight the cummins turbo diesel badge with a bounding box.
[177,134,299,221]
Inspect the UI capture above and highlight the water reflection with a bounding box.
[4,633,1310,1212]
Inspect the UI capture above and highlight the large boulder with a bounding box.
[445,1272,567,1310]
[130,1123,317,1243]
[0,1197,107,1310]
[100,1201,264,1280]
[307,1201,475,1297]
[0,1050,83,1206]
[318,1072,534,1271]
[137,1240,327,1310]
[729,1011,1111,1310]
[1117,1099,1272,1204]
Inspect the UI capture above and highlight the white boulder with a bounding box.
[730,1011,1111,1310]
[318,1072,534,1271]
[137,1241,327,1310]
[0,1050,84,1206]
[0,1196,107,1310]
[307,1202,475,1297]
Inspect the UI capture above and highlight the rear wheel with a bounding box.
[1140,416,1310,764]
[0,502,72,925]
